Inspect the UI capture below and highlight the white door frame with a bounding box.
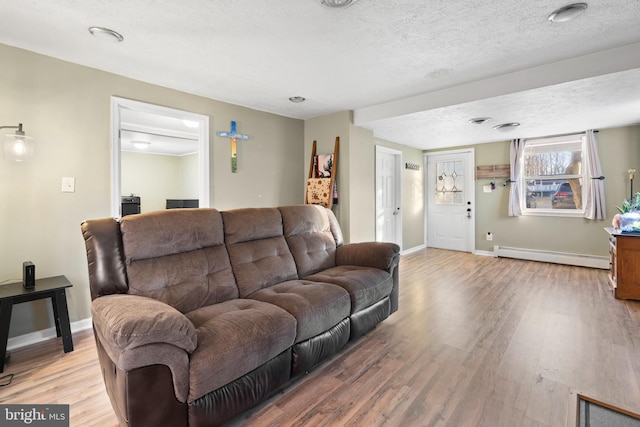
[110,97,210,218]
[424,148,475,252]
[375,145,402,249]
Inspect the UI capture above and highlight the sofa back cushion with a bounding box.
[120,209,238,313]
[222,208,298,297]
[279,205,338,278]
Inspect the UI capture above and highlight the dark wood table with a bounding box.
[0,275,74,373]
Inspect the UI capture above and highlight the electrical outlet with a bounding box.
[486,232,493,241]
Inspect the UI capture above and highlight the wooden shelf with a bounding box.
[476,164,510,180]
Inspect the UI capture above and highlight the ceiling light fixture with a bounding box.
[548,3,588,23]
[469,117,491,125]
[1,123,34,162]
[493,123,521,132]
[132,141,151,149]
[289,96,306,103]
[318,0,359,8]
[88,27,124,43]
[182,119,199,128]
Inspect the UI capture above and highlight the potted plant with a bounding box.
[615,192,640,232]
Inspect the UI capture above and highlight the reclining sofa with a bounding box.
[81,205,400,426]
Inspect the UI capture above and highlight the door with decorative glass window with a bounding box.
[426,149,475,252]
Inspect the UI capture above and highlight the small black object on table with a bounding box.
[0,275,74,373]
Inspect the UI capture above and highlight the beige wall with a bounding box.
[122,152,179,213]
[0,43,304,337]
[179,153,199,199]
[122,152,199,213]
[348,125,375,243]
[432,125,640,256]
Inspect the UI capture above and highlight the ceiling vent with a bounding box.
[493,123,521,132]
[318,0,359,8]
[548,3,588,22]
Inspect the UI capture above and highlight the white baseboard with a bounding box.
[493,245,609,269]
[6,317,93,351]
[401,244,426,256]
[474,250,496,257]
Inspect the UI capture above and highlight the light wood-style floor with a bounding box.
[1,248,639,426]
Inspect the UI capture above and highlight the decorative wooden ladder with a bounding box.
[306,137,339,209]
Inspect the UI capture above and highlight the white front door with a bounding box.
[376,146,401,247]
[426,149,475,252]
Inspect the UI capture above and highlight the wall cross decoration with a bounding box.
[217,120,249,173]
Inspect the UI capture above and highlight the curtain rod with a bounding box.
[525,129,598,141]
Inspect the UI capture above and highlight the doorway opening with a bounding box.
[425,148,475,252]
[110,97,210,217]
[375,145,402,248]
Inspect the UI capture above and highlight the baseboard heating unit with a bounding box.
[493,245,609,269]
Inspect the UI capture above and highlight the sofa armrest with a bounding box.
[91,294,197,354]
[335,242,400,272]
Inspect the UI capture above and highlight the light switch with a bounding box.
[61,177,75,193]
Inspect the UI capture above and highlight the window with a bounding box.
[435,160,465,204]
[520,133,586,216]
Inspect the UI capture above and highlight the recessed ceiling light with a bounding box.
[493,123,521,132]
[548,3,588,23]
[318,0,359,8]
[132,141,151,149]
[289,96,306,103]
[88,27,124,43]
[469,117,491,125]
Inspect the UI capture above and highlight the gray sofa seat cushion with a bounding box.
[247,280,350,343]
[185,299,296,402]
[304,266,393,314]
[120,208,239,313]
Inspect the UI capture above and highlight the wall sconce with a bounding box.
[1,123,34,162]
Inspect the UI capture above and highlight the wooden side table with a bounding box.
[605,228,640,300]
[0,275,74,373]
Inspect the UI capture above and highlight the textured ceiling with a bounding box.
[1,0,640,149]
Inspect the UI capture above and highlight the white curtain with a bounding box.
[508,138,525,216]
[583,130,606,220]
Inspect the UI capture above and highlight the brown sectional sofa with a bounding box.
[81,205,400,426]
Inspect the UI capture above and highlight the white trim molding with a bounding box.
[493,245,609,269]
[401,244,426,256]
[7,317,93,351]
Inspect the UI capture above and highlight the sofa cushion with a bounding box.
[185,299,296,401]
[121,208,223,259]
[304,266,393,314]
[247,280,350,343]
[222,208,298,297]
[279,205,337,277]
[120,209,239,313]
